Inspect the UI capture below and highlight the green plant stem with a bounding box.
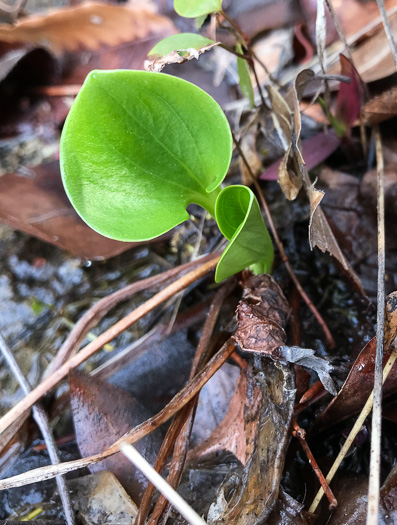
[218,10,267,107]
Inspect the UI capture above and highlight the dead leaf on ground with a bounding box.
[0,162,143,259]
[327,466,397,524]
[69,471,138,524]
[363,86,397,125]
[188,367,262,466]
[70,370,163,504]
[325,5,397,83]
[314,291,397,430]
[0,2,175,55]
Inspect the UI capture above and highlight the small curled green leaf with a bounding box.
[174,0,222,18]
[215,186,274,282]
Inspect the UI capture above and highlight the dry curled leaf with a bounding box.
[0,2,175,55]
[234,274,290,354]
[234,275,336,393]
[145,42,219,72]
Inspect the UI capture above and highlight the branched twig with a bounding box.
[0,332,76,525]
[367,126,386,524]
[0,255,220,439]
[309,345,397,514]
[0,338,237,489]
[232,131,335,348]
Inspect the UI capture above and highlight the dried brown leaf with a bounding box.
[278,147,302,200]
[234,275,290,355]
[0,2,175,55]
[0,162,140,259]
[234,275,336,393]
[145,42,219,72]
[314,291,397,430]
[363,86,397,125]
[69,370,162,504]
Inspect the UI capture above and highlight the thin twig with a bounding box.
[324,0,353,62]
[0,338,237,489]
[231,131,335,348]
[291,417,337,509]
[135,404,193,525]
[376,0,397,69]
[0,332,76,525]
[120,443,206,525]
[148,281,235,524]
[47,253,220,376]
[309,345,397,514]
[367,126,386,524]
[0,255,220,439]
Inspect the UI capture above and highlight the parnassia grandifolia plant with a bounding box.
[60,70,273,282]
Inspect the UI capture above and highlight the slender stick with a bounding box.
[0,339,237,489]
[120,443,207,525]
[324,0,353,62]
[367,127,386,524]
[0,332,76,525]
[0,255,220,438]
[47,253,220,375]
[309,345,397,514]
[376,0,397,69]
[148,281,235,524]
[291,418,337,509]
[232,131,335,348]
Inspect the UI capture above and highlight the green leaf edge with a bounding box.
[174,0,222,18]
[236,44,255,109]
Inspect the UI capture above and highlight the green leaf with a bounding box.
[149,33,215,57]
[195,14,207,29]
[174,0,222,18]
[236,44,255,109]
[215,186,274,282]
[60,70,232,242]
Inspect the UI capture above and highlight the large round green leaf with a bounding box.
[174,0,222,18]
[60,70,232,241]
[215,186,274,282]
[149,33,215,56]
